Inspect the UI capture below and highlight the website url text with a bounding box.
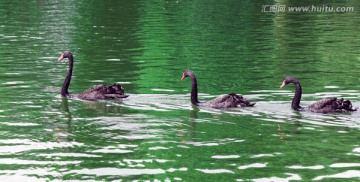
[261,5,354,13]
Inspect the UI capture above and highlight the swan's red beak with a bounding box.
[58,54,64,61]
[181,73,185,80]
[280,81,286,88]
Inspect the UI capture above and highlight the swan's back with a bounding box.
[202,93,255,109]
[76,84,128,100]
[308,97,356,113]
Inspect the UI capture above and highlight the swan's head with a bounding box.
[58,51,73,61]
[280,77,299,88]
[181,69,194,80]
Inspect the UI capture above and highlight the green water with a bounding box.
[1,0,360,181]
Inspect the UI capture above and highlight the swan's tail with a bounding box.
[337,99,357,112]
[228,93,256,107]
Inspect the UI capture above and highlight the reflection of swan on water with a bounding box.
[179,108,198,144]
[54,97,73,142]
[82,100,127,114]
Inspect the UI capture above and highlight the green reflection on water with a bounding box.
[0,0,360,181]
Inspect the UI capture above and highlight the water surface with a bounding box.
[1,0,360,181]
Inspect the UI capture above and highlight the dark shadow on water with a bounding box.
[67,97,129,115]
[82,100,127,115]
[178,106,200,144]
[61,97,72,121]
[190,105,199,119]
[56,97,72,142]
[291,111,303,127]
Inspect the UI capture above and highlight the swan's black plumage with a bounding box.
[280,76,356,113]
[58,51,128,100]
[181,69,255,109]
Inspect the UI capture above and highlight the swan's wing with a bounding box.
[226,93,255,107]
[79,84,106,94]
[205,93,255,109]
[77,84,127,100]
[308,97,337,110]
[76,92,106,100]
[308,97,356,113]
[80,84,125,94]
[204,94,230,109]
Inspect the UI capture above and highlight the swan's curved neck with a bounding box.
[292,82,302,110]
[61,55,73,96]
[189,74,200,105]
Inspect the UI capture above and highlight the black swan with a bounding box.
[280,76,356,113]
[181,69,255,109]
[57,51,129,100]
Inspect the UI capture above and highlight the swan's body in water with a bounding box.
[181,69,255,109]
[57,51,128,100]
[280,76,356,113]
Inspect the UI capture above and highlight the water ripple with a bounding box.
[38,153,101,158]
[196,169,234,174]
[313,170,360,181]
[69,167,187,176]
[250,173,302,182]
[211,155,241,159]
[238,163,267,170]
[287,165,325,170]
[0,159,80,165]
[0,139,83,154]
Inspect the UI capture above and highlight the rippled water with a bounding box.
[1,0,360,181]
